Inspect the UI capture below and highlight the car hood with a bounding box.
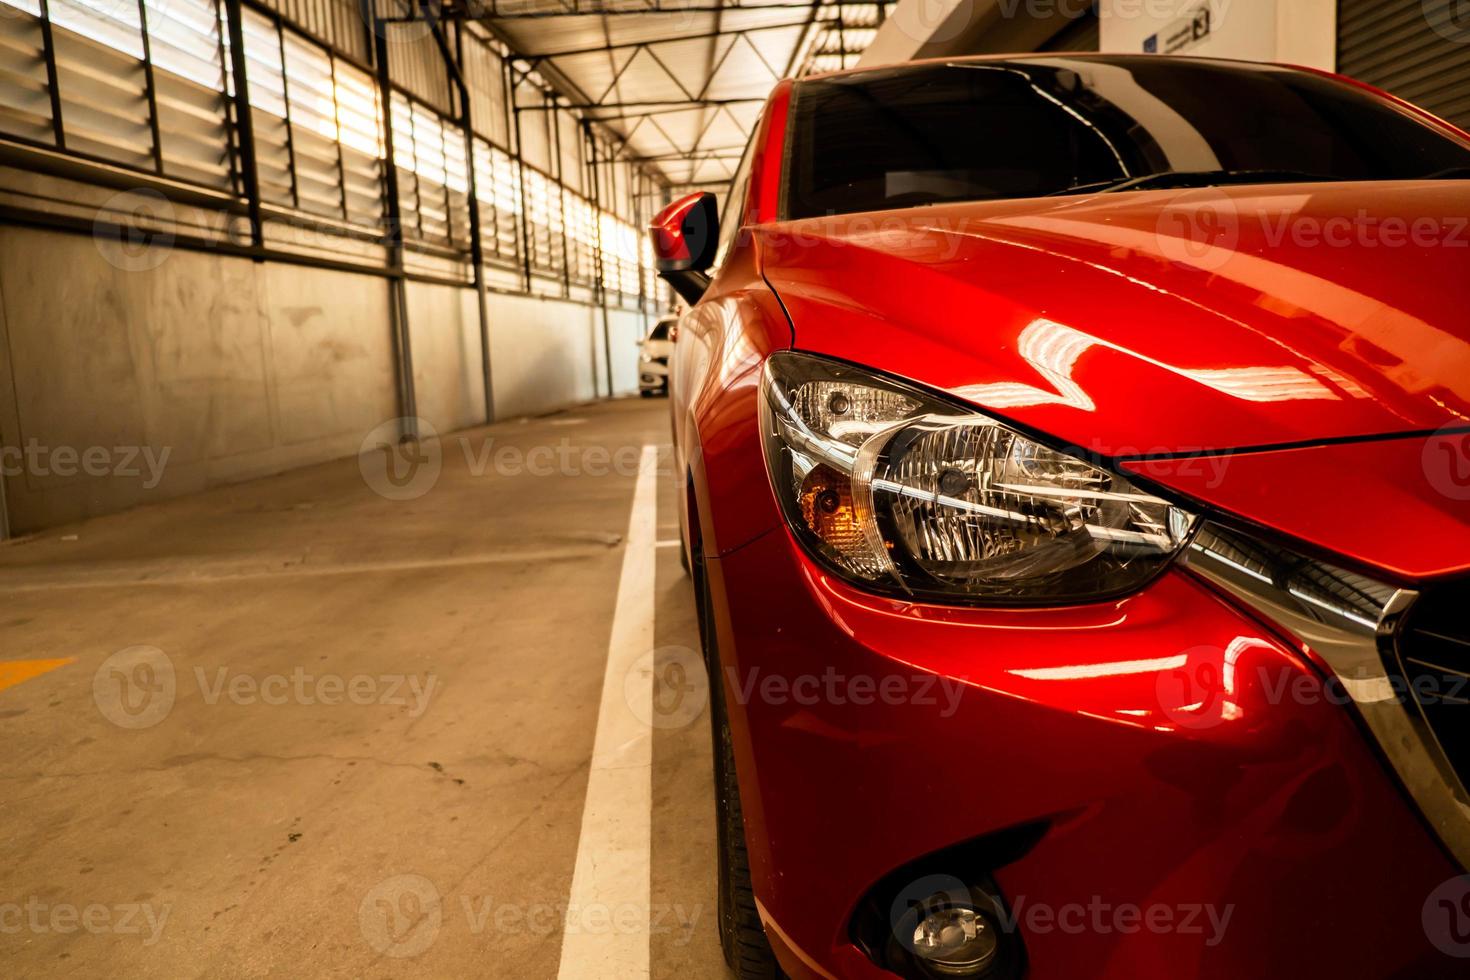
[758,180,1470,459]
[1123,433,1470,580]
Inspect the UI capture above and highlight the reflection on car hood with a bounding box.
[758,180,1470,458]
[1123,434,1470,579]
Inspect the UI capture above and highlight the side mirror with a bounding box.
[649,192,719,305]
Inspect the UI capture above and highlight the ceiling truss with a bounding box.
[410,0,891,188]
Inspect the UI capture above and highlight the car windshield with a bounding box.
[649,321,672,341]
[783,56,1470,219]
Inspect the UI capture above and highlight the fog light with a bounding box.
[912,905,998,977]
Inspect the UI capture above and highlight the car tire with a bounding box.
[700,572,783,980]
[715,711,784,980]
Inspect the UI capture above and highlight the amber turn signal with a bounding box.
[799,464,866,555]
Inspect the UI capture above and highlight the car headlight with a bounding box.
[759,352,1198,604]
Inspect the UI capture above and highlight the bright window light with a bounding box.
[47,0,143,60]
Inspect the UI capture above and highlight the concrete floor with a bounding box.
[0,398,726,979]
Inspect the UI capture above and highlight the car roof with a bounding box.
[797,51,1307,85]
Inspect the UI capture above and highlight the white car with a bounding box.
[637,315,677,397]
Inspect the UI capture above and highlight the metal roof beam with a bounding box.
[566,105,728,122]
[622,149,745,161]
[593,41,643,103]
[782,0,825,76]
[642,44,698,101]
[523,97,766,109]
[517,18,812,62]
[472,2,820,17]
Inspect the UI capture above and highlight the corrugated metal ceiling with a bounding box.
[476,0,889,186]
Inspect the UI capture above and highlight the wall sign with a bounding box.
[1144,3,1213,54]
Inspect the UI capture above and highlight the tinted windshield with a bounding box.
[784,57,1470,219]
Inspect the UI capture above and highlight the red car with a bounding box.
[651,54,1470,980]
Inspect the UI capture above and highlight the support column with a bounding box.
[587,124,615,398]
[223,0,264,250]
[373,20,419,438]
[509,62,534,292]
[432,14,495,424]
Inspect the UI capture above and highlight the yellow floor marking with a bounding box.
[0,658,76,694]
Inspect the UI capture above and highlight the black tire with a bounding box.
[715,710,783,979]
[701,573,783,979]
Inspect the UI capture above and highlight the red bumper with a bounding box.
[705,527,1462,980]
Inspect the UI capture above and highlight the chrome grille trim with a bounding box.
[1182,521,1470,870]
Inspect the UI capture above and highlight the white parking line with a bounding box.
[556,444,659,980]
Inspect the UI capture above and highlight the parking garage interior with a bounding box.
[3,0,1470,977]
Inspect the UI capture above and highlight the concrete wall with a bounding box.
[486,292,600,421]
[1273,0,1337,73]
[485,293,647,422]
[860,0,1086,65]
[602,307,653,399]
[408,281,489,435]
[612,308,651,394]
[0,224,644,534]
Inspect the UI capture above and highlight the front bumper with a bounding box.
[639,358,669,391]
[705,526,1464,979]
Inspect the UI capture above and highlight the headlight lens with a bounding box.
[760,352,1197,604]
